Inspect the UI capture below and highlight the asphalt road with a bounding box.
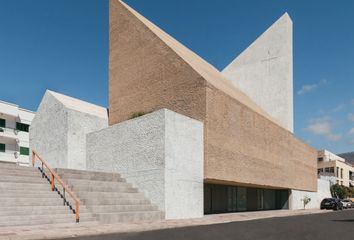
[59,210,354,240]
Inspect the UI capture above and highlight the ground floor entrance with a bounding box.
[204,183,289,214]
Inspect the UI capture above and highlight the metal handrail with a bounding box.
[31,150,80,223]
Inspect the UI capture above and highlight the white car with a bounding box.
[341,199,352,209]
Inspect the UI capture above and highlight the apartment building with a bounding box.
[0,100,35,165]
[317,150,354,187]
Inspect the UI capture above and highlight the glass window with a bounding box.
[0,118,5,128]
[336,167,339,177]
[341,168,343,179]
[16,122,29,132]
[317,157,324,161]
[329,167,334,173]
[237,187,247,211]
[0,143,5,152]
[20,147,29,156]
[317,168,323,174]
[325,167,330,173]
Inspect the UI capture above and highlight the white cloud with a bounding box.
[348,113,354,122]
[349,128,354,135]
[297,79,328,95]
[304,117,341,142]
[297,84,317,95]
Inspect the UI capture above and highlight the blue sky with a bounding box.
[0,0,353,153]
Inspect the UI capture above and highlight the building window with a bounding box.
[0,118,5,128]
[16,122,29,132]
[336,167,339,177]
[318,168,323,174]
[20,147,29,156]
[340,168,343,179]
[329,167,334,173]
[341,181,343,186]
[318,157,324,161]
[325,168,330,173]
[0,143,5,152]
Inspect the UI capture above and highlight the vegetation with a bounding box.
[330,184,354,199]
[129,111,150,119]
[302,196,311,209]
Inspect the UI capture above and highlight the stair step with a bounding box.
[0,169,41,177]
[66,178,126,186]
[54,168,121,178]
[0,205,89,216]
[0,191,60,198]
[0,212,93,222]
[0,175,47,183]
[0,164,36,172]
[0,182,51,190]
[87,204,158,213]
[70,183,133,192]
[0,197,63,206]
[78,192,144,199]
[95,211,163,223]
[83,197,150,206]
[56,169,121,181]
[0,215,96,227]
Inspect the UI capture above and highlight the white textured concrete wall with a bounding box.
[290,179,331,210]
[30,90,108,169]
[222,13,293,132]
[30,92,68,168]
[87,109,204,219]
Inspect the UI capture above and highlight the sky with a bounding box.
[0,0,353,154]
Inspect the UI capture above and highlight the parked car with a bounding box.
[320,198,343,210]
[341,199,352,209]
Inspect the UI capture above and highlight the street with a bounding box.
[56,210,354,240]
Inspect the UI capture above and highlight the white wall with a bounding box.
[290,179,331,210]
[222,13,293,132]
[30,90,108,169]
[87,109,204,219]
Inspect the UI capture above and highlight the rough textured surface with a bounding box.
[87,109,204,219]
[290,179,331,210]
[29,90,108,170]
[108,0,317,192]
[205,85,317,191]
[222,13,293,132]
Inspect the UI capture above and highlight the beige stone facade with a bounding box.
[318,150,354,187]
[109,0,317,192]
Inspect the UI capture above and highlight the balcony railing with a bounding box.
[0,127,21,140]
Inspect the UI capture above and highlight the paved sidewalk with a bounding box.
[0,209,332,240]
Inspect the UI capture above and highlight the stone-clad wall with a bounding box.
[30,90,108,170]
[87,109,204,219]
[109,0,206,125]
[205,85,317,191]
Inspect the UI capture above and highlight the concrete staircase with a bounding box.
[0,162,96,227]
[56,168,164,223]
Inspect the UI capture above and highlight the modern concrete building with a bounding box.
[107,0,317,213]
[0,100,34,165]
[30,90,108,170]
[317,149,354,187]
[30,0,320,220]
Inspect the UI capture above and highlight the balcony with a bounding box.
[0,151,29,165]
[0,127,20,141]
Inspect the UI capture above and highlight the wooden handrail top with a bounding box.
[32,150,80,203]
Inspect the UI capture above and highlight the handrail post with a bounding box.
[32,151,35,166]
[76,202,80,223]
[51,174,55,191]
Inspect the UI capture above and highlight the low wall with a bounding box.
[290,179,331,210]
[86,109,204,219]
